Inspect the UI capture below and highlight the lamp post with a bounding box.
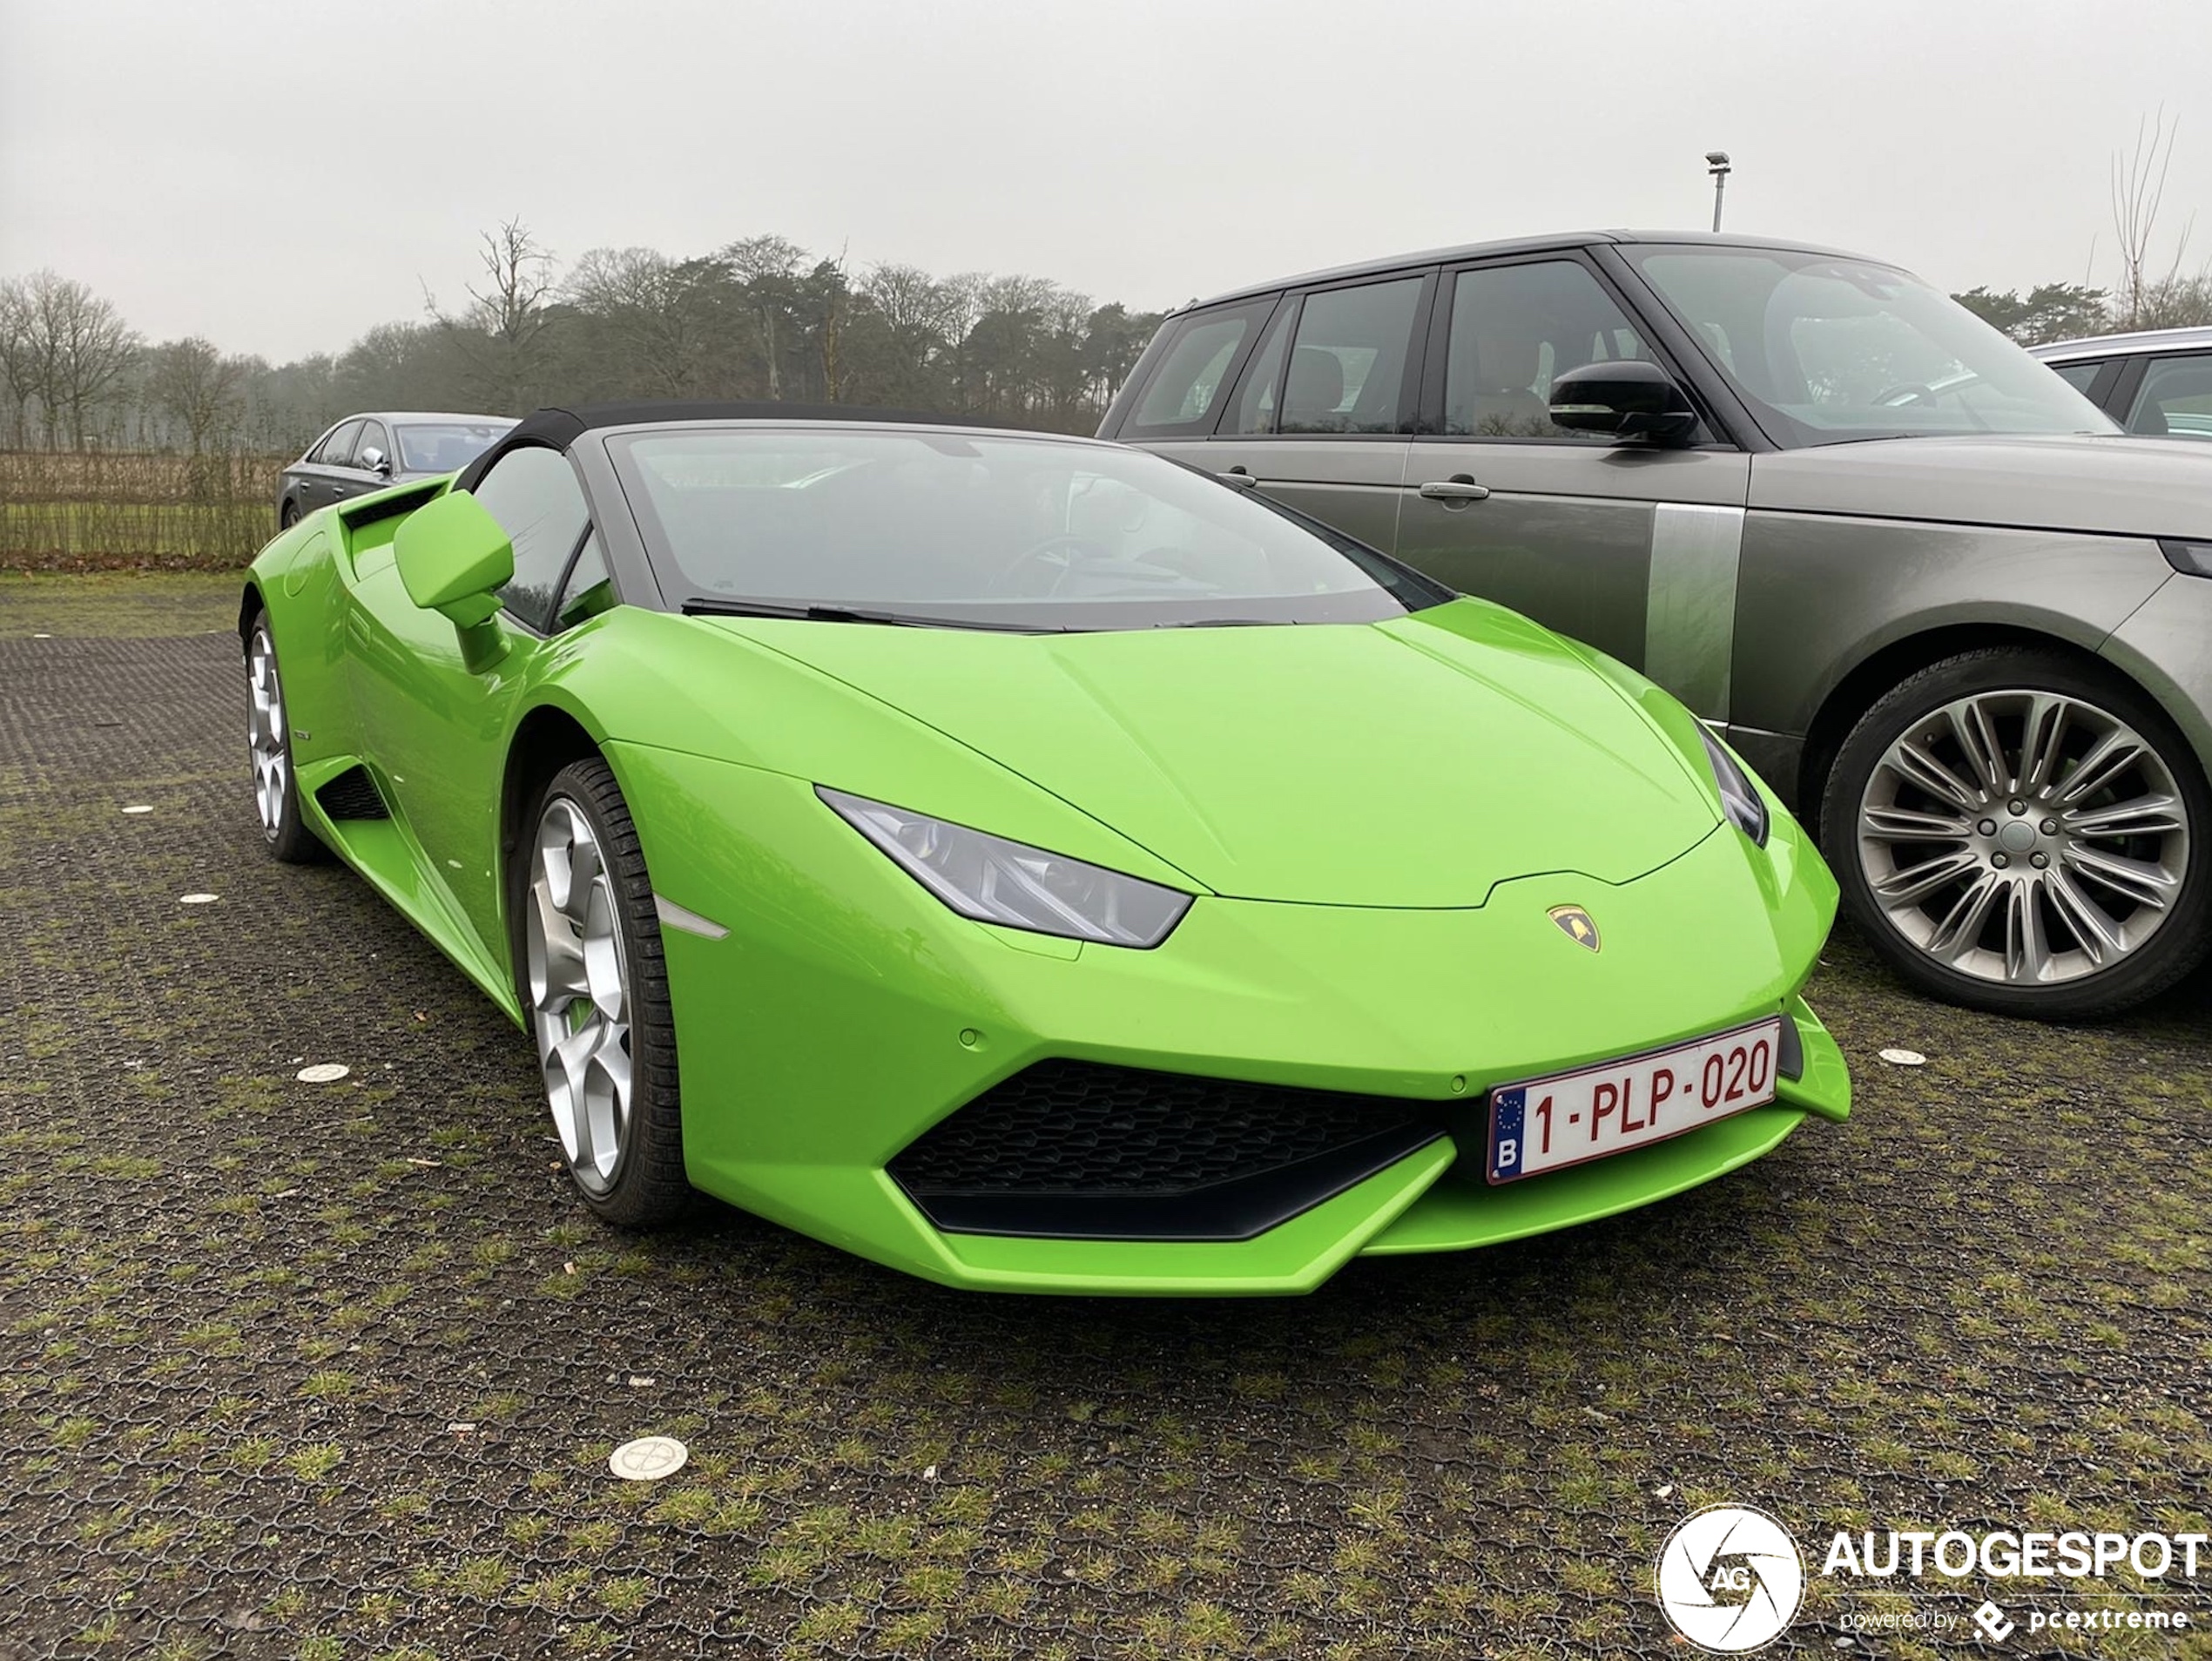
[1705,151,1732,233]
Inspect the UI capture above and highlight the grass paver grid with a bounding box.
[1,581,2207,1659]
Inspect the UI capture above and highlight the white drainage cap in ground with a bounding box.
[179,893,219,905]
[122,805,153,814]
[296,1063,351,1084]
[609,1436,688,1481]
[1878,1048,1927,1067]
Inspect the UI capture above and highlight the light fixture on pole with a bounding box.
[1705,151,1732,233]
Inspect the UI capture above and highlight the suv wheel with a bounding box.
[1824,647,2211,1019]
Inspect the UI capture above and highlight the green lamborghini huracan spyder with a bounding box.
[239,402,1850,1295]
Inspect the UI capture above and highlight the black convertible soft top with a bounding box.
[453,401,991,493]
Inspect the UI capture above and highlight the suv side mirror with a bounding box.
[395,489,514,663]
[359,446,391,476]
[1549,361,1700,444]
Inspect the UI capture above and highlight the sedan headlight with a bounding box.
[1699,729,1770,847]
[818,787,1193,948]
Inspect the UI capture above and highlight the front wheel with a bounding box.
[1824,648,2211,1019]
[245,611,327,864]
[522,758,690,1225]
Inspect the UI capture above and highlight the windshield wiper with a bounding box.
[1149,617,1286,628]
[680,597,1064,634]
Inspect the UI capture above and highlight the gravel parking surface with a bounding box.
[3,588,2208,1660]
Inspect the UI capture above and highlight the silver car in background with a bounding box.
[2031,327,2212,439]
[1103,233,2212,1019]
[276,410,513,528]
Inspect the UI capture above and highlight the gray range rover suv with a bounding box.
[1103,233,2212,1018]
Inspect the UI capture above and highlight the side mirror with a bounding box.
[360,446,391,476]
[1548,361,1700,444]
[395,490,513,631]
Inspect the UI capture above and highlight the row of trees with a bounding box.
[0,223,1166,464]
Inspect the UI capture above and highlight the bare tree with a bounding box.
[0,271,139,448]
[146,337,245,455]
[0,277,43,447]
[564,246,711,396]
[2112,109,2191,329]
[427,218,559,409]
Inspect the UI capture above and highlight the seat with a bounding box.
[1456,327,1553,436]
[1280,346,1346,432]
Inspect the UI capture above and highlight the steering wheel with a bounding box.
[993,535,1112,598]
[1874,382,1939,408]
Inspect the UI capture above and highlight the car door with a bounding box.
[1117,274,1434,554]
[1211,273,1433,551]
[343,444,595,956]
[1393,255,1751,716]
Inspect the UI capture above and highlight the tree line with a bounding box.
[0,220,1167,464]
[7,206,2212,472]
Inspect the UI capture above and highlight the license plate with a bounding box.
[1486,1018,1783,1184]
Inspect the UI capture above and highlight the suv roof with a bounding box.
[1177,228,1875,314]
[2031,326,2212,362]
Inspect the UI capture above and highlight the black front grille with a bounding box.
[315,765,389,820]
[890,1061,1444,1242]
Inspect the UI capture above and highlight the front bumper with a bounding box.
[612,742,1848,1295]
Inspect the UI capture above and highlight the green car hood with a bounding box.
[703,599,1721,908]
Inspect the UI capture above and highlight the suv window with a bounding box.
[1444,261,1650,439]
[1124,304,1267,436]
[2127,354,2212,437]
[314,421,362,466]
[1278,279,1423,434]
[469,445,590,630]
[1227,302,1295,435]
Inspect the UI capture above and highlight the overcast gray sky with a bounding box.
[3,0,2209,362]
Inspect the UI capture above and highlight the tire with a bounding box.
[520,758,690,1225]
[279,500,300,530]
[1823,646,2212,1019]
[245,610,328,864]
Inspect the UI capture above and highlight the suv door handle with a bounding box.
[1217,466,1260,490]
[1418,476,1491,503]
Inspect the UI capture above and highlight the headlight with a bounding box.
[817,787,1193,948]
[1698,729,1770,847]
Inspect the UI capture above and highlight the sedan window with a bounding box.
[2126,355,2212,437]
[399,421,513,473]
[314,421,363,466]
[2051,360,2104,395]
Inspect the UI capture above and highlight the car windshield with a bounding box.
[607,427,1449,631]
[1622,246,2120,446]
[397,421,512,473]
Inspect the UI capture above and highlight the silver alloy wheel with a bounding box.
[1857,688,2190,985]
[247,625,288,841]
[527,798,634,1194]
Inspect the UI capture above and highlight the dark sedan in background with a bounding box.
[277,411,512,527]
[2031,327,2212,439]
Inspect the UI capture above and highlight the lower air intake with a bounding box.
[889,1060,1444,1243]
[315,766,389,820]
